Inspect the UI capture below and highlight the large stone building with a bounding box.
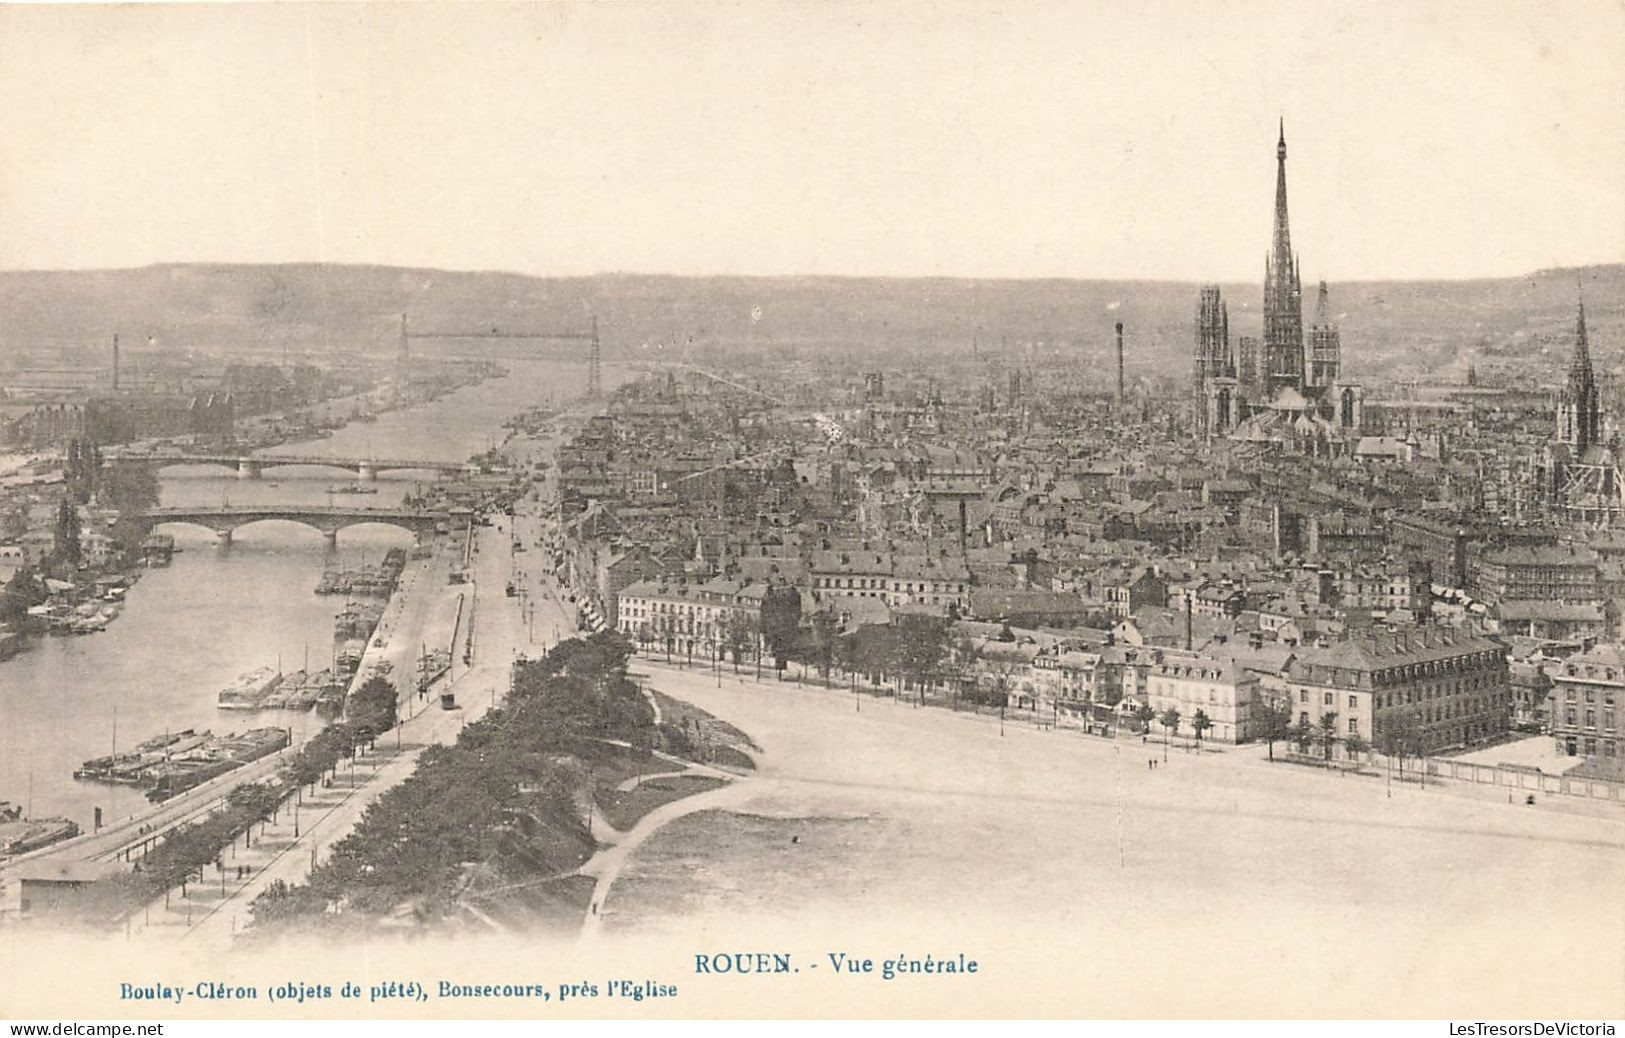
[810,548,969,614]
[1547,643,1623,764]
[617,577,765,659]
[1145,648,1260,744]
[1469,543,1604,637]
[1286,629,1510,753]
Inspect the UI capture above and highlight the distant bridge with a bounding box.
[104,449,484,480]
[145,504,451,544]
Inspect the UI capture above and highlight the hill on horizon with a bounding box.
[0,261,1619,388]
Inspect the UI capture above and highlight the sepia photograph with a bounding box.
[0,0,1623,1025]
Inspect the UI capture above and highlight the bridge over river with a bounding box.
[146,504,451,544]
[104,449,484,480]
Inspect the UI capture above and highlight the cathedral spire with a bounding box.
[1272,120,1292,274]
[1263,120,1304,392]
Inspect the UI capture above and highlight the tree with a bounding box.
[1318,710,1341,761]
[1258,701,1292,761]
[64,439,96,504]
[981,661,1021,709]
[0,566,45,624]
[1344,732,1368,764]
[833,630,863,683]
[1287,722,1313,755]
[1159,707,1181,760]
[1375,712,1424,782]
[52,497,81,571]
[1132,702,1156,735]
[349,676,398,744]
[895,613,950,696]
[1191,709,1212,752]
[227,783,282,834]
[807,608,839,678]
[758,584,802,671]
[722,610,755,671]
[949,631,979,706]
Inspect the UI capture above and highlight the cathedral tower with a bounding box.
[1195,285,1232,383]
[1557,300,1601,453]
[1263,120,1305,394]
[1307,280,1341,389]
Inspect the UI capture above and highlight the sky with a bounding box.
[0,1,1621,282]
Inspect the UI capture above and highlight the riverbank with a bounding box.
[234,362,505,455]
[0,359,608,924]
[0,364,501,663]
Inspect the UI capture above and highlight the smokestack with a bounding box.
[111,333,119,392]
[1115,322,1125,403]
[1185,594,1193,651]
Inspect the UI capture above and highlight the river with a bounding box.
[0,356,622,829]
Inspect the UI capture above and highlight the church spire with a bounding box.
[1272,119,1292,273]
[1263,120,1304,392]
[1570,298,1595,389]
[1560,297,1600,452]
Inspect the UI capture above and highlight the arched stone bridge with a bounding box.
[145,505,452,545]
[104,449,487,480]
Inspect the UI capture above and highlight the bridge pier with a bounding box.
[237,459,262,480]
[322,529,339,547]
[217,528,233,547]
[357,463,377,482]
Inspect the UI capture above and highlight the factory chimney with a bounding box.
[395,313,411,388]
[1115,322,1125,403]
[111,333,120,392]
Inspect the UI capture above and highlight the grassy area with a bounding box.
[457,868,597,933]
[709,745,755,772]
[235,633,760,938]
[248,633,648,935]
[596,774,729,831]
[650,689,760,755]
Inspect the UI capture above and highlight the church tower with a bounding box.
[1195,285,1232,383]
[1307,280,1341,389]
[1557,300,1601,453]
[1263,120,1305,394]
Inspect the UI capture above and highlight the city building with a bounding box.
[1547,643,1623,763]
[617,577,765,659]
[1145,648,1260,744]
[1286,629,1510,753]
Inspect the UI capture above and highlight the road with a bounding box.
[7,401,583,940]
[132,498,580,949]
